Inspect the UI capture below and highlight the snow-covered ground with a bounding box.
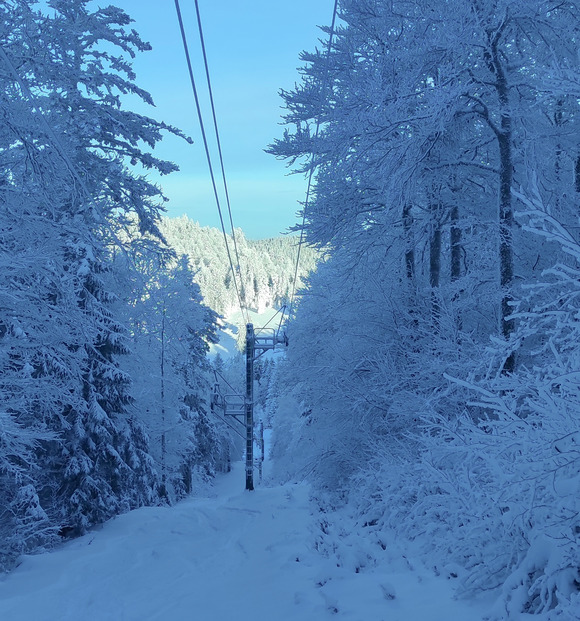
[0,458,491,621]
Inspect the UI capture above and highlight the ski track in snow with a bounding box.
[0,463,489,621]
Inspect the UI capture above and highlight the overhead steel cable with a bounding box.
[192,0,244,296]
[214,369,240,396]
[254,305,285,336]
[288,0,339,317]
[173,0,249,325]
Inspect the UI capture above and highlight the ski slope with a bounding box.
[0,462,490,621]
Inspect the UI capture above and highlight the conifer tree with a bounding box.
[0,0,186,563]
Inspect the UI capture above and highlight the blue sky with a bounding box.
[112,0,333,239]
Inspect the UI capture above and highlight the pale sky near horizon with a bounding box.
[111,0,334,239]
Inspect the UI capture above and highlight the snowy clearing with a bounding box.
[0,462,490,621]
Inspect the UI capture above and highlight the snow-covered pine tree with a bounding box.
[120,250,224,503]
[0,0,189,564]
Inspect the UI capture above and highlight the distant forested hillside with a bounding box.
[160,216,320,316]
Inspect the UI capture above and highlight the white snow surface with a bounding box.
[0,462,489,621]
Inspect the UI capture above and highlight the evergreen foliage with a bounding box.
[117,251,225,503]
[0,0,223,570]
[160,216,320,316]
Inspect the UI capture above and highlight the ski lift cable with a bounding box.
[275,305,287,338]
[174,0,249,325]
[254,306,284,335]
[211,409,246,440]
[213,368,241,398]
[214,369,240,395]
[288,0,339,316]
[211,371,245,438]
[192,0,246,310]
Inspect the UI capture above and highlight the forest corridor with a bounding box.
[3,0,580,618]
[0,462,488,621]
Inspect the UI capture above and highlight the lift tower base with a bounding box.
[244,322,288,491]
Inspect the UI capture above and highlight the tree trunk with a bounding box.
[450,204,462,282]
[554,100,563,214]
[402,203,419,338]
[490,29,515,373]
[160,308,167,498]
[450,200,464,339]
[402,203,415,282]
[429,202,442,327]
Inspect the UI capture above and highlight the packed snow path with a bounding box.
[0,464,487,620]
